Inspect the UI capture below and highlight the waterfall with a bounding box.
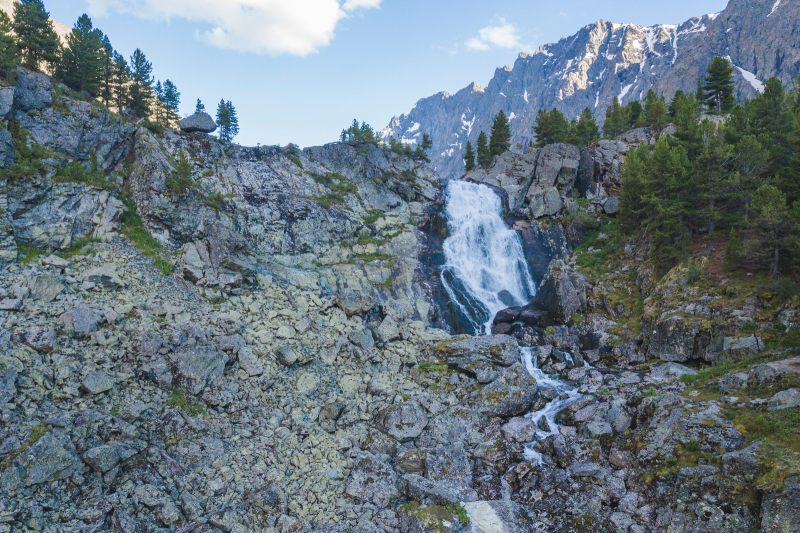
[440,179,583,466]
[440,180,537,334]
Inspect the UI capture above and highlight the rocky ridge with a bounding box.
[382,0,800,180]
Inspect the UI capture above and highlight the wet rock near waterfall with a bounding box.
[478,363,539,418]
[178,112,217,133]
[435,334,521,367]
[529,259,587,323]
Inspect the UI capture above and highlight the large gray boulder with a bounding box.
[531,259,587,323]
[465,150,538,211]
[345,452,398,507]
[1,429,81,492]
[169,345,229,395]
[647,316,696,362]
[178,112,217,133]
[13,67,53,111]
[528,187,562,219]
[374,402,428,442]
[60,306,103,337]
[479,363,539,418]
[528,143,581,195]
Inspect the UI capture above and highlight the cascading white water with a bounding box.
[440,180,537,334]
[521,347,582,464]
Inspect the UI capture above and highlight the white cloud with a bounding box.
[85,0,381,56]
[465,19,524,51]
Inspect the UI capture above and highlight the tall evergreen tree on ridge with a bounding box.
[129,48,153,119]
[112,51,130,113]
[533,108,569,147]
[162,79,180,122]
[226,100,239,141]
[216,100,239,142]
[476,132,490,168]
[643,89,668,130]
[13,0,60,71]
[603,97,629,138]
[99,35,114,107]
[463,141,476,172]
[195,99,205,114]
[567,107,599,146]
[0,11,21,79]
[701,56,735,115]
[58,14,105,95]
[489,110,511,158]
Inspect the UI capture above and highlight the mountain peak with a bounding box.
[382,0,800,180]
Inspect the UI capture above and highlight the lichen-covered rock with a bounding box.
[13,68,53,111]
[60,305,103,337]
[464,150,538,211]
[81,370,116,395]
[83,441,138,473]
[345,452,398,507]
[425,444,477,501]
[761,476,800,533]
[374,402,428,442]
[80,265,125,290]
[528,143,581,196]
[169,344,229,395]
[436,334,521,368]
[479,363,539,418]
[0,429,81,492]
[647,316,695,362]
[528,187,562,219]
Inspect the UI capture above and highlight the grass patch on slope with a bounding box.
[120,193,175,276]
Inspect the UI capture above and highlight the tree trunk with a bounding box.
[706,196,715,255]
[772,245,780,279]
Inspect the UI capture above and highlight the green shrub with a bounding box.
[204,192,227,211]
[120,193,174,275]
[143,121,164,135]
[167,388,206,416]
[686,264,702,284]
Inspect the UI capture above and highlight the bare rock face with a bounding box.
[13,67,53,112]
[178,112,217,134]
[382,0,800,180]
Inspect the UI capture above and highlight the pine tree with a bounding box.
[533,108,568,147]
[643,89,668,130]
[746,184,797,278]
[476,132,490,168]
[618,143,650,231]
[463,141,476,171]
[625,100,643,128]
[216,99,231,141]
[693,123,734,253]
[112,51,130,113]
[569,108,600,146]
[129,49,153,119]
[603,97,629,138]
[701,56,736,115]
[414,133,432,162]
[153,80,164,125]
[226,101,239,141]
[98,36,114,107]
[0,11,21,79]
[58,14,105,95]
[729,134,769,235]
[489,110,512,158]
[195,99,205,114]
[13,0,60,71]
[162,79,180,124]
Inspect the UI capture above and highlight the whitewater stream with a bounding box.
[440,179,582,464]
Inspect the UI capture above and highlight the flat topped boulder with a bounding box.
[179,112,217,133]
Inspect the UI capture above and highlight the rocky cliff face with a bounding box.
[382,0,800,180]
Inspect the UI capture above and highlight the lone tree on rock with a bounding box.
[13,0,60,71]
[701,56,735,115]
[489,110,511,158]
[463,141,476,171]
[195,99,205,114]
[216,100,239,142]
[567,107,600,146]
[534,108,569,147]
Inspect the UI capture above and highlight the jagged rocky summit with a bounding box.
[382,0,800,179]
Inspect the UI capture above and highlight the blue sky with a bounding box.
[51,0,729,148]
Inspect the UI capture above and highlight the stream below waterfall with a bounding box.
[440,179,582,465]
